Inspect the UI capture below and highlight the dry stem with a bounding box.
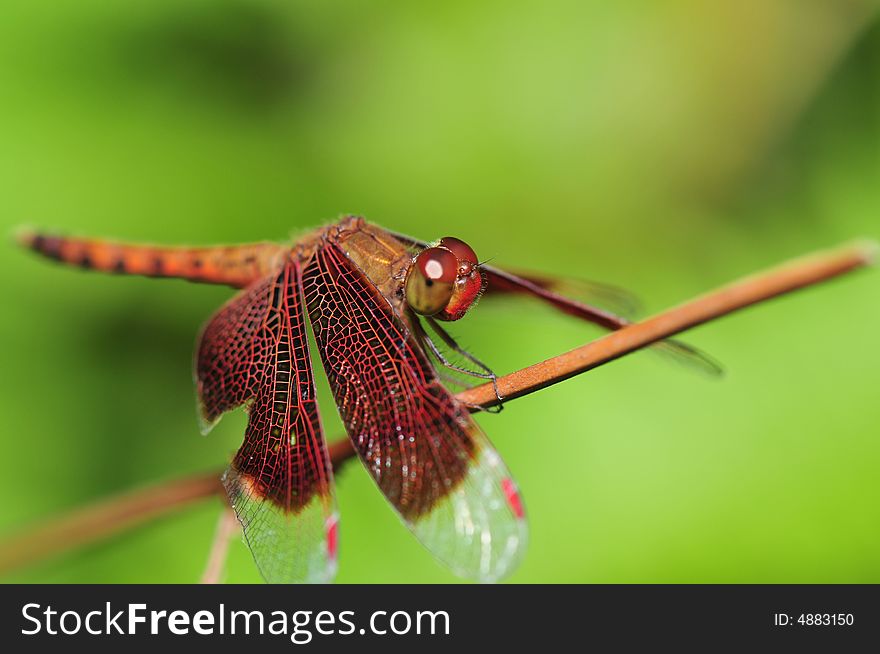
[200,506,240,584]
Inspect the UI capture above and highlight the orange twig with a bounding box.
[200,506,240,584]
[0,472,222,575]
[458,239,877,408]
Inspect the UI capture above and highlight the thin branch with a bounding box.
[0,472,222,575]
[0,239,874,576]
[200,506,239,584]
[458,239,877,408]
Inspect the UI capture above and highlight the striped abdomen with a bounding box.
[18,231,288,288]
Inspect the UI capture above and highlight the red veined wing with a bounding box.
[303,239,526,582]
[196,260,338,584]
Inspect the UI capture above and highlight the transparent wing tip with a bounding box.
[223,468,340,585]
[653,339,725,378]
[410,447,528,584]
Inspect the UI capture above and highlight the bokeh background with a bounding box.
[1,1,878,583]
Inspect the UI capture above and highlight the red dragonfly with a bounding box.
[20,215,719,583]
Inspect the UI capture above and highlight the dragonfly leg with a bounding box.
[420,317,504,412]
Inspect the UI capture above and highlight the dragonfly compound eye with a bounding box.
[438,236,478,273]
[406,247,458,315]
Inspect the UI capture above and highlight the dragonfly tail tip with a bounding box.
[857,238,879,265]
[11,225,38,248]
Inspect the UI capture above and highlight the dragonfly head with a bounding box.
[405,236,485,321]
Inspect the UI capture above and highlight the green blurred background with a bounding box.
[1,0,878,583]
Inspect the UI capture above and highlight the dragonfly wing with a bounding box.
[483,265,723,377]
[390,229,721,375]
[196,261,338,584]
[483,266,643,319]
[304,240,526,582]
[482,264,635,331]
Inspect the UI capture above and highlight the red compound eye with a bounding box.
[406,247,458,315]
[415,247,458,283]
[438,237,478,267]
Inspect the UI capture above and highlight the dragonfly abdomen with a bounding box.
[18,230,287,288]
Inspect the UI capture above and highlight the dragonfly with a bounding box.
[20,215,719,583]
